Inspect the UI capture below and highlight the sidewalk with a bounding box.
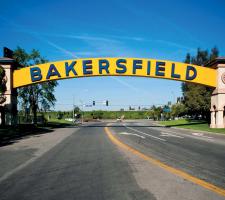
[0,127,78,182]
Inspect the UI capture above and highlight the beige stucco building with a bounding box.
[0,58,17,125]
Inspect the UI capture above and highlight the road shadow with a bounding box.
[80,125,163,128]
[79,121,164,128]
[0,122,76,147]
[79,120,208,129]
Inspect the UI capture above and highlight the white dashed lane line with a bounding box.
[160,132,184,138]
[140,125,215,141]
[123,125,166,142]
[118,132,146,139]
[192,132,214,140]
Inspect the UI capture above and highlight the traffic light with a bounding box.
[106,100,109,106]
[93,101,95,106]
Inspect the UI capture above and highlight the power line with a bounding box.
[55,103,164,107]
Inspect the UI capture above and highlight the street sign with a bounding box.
[13,58,217,88]
[163,108,171,113]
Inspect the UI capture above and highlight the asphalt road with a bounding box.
[0,121,225,200]
[110,121,225,188]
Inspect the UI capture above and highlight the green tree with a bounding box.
[171,103,186,118]
[182,47,219,121]
[73,106,81,118]
[13,47,58,124]
[91,110,103,119]
[149,105,162,120]
[56,111,63,119]
[74,106,81,114]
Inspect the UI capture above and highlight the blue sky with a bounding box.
[1,0,225,110]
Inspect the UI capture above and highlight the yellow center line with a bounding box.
[104,126,225,197]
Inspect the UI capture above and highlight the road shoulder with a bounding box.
[0,127,78,182]
[105,126,225,200]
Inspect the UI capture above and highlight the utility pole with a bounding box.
[73,95,75,122]
[79,100,84,124]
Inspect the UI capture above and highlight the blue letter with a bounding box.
[171,63,180,79]
[116,59,127,74]
[65,61,77,76]
[133,60,142,74]
[186,65,197,80]
[155,61,165,76]
[30,67,42,82]
[46,64,61,79]
[147,61,151,75]
[99,59,109,74]
[83,60,93,75]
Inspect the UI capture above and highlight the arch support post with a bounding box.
[0,57,17,126]
[207,57,225,128]
[210,109,216,128]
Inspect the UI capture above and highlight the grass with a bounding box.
[47,118,74,125]
[160,119,225,134]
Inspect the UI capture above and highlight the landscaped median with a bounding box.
[159,119,225,134]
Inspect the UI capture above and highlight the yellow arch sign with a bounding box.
[13,58,217,88]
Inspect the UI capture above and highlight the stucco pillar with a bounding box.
[207,57,225,128]
[0,57,17,126]
[210,110,216,128]
[216,110,224,128]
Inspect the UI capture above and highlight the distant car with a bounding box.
[116,118,122,122]
[73,119,82,124]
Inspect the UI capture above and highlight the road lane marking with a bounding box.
[119,132,145,139]
[160,132,184,138]
[192,132,213,139]
[143,126,215,141]
[123,125,166,142]
[140,125,186,137]
[104,126,225,197]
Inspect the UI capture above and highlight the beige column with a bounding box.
[0,57,17,125]
[216,110,224,128]
[210,110,216,128]
[207,57,225,128]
